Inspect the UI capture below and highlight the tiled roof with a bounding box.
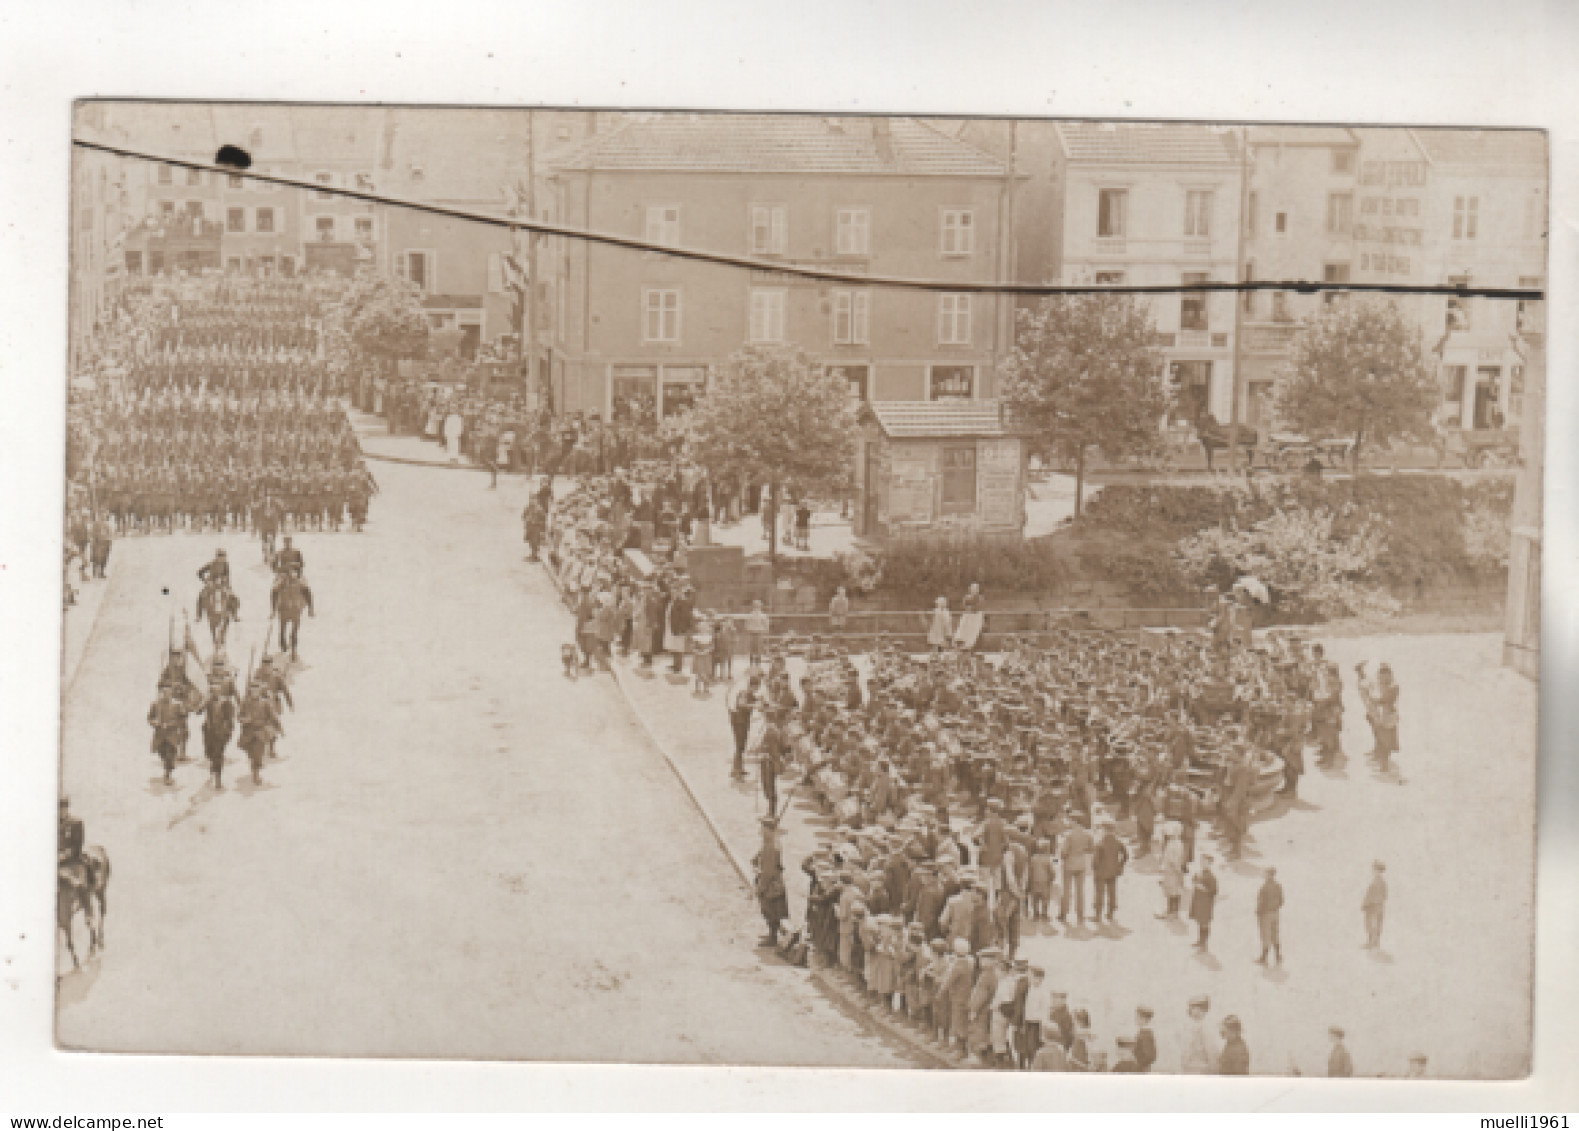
[1056,123,1240,165]
[866,401,1013,439]
[547,115,1009,177]
[1246,125,1358,148]
[1412,128,1546,169]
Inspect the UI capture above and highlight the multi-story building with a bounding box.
[1404,128,1546,436]
[541,114,1015,418]
[377,108,535,360]
[1238,126,1363,430]
[70,105,142,368]
[207,105,304,278]
[1048,123,1244,427]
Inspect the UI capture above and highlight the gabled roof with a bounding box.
[864,400,1016,439]
[547,114,1009,177]
[379,108,531,203]
[1055,123,1240,165]
[1411,128,1546,170]
[1245,125,1358,148]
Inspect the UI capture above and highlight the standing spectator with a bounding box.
[712,613,735,681]
[1058,814,1093,927]
[1134,1007,1158,1073]
[1255,865,1284,966]
[828,586,850,634]
[665,583,695,674]
[1362,860,1388,949]
[794,497,812,551]
[1327,1026,1354,1077]
[744,599,770,668]
[1157,821,1186,920]
[925,597,953,654]
[1026,838,1054,923]
[1019,965,1049,1068]
[1180,994,1217,1074]
[1218,1015,1250,1074]
[727,674,760,779]
[1190,854,1219,953]
[1092,816,1129,923]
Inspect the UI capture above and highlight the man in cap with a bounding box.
[1218,1014,1250,1074]
[1134,1007,1158,1073]
[147,683,186,785]
[943,938,975,1052]
[1180,994,1217,1074]
[1255,865,1284,966]
[966,946,1002,1063]
[1362,860,1388,949]
[751,815,790,947]
[196,546,230,589]
[1091,815,1129,924]
[1190,853,1220,953]
[1327,1026,1354,1077]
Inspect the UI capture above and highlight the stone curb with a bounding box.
[533,555,754,892]
[809,967,966,1071]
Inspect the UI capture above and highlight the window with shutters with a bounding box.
[645,204,680,247]
[1097,189,1127,238]
[1327,193,1354,235]
[354,216,375,242]
[227,173,245,190]
[941,446,977,513]
[1453,196,1479,240]
[832,291,870,345]
[157,164,174,185]
[750,204,787,255]
[643,288,681,343]
[749,289,785,343]
[314,216,336,241]
[941,210,974,256]
[1184,190,1213,237]
[226,207,246,233]
[937,293,971,345]
[185,168,203,187]
[836,208,870,256]
[399,250,433,291]
[254,207,275,234]
[1332,149,1355,174]
[159,200,176,222]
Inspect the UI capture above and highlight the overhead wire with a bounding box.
[73,137,1545,303]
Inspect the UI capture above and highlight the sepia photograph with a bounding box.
[51,100,1548,1082]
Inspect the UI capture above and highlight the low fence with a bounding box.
[752,607,1209,651]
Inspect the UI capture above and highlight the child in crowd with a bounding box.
[745,599,770,668]
[692,615,715,695]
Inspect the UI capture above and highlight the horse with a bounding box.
[196,580,241,649]
[57,846,111,970]
[274,574,314,661]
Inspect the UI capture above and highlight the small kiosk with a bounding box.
[855,401,1029,542]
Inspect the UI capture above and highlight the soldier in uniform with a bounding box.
[274,534,304,577]
[148,683,187,784]
[200,659,238,789]
[58,796,85,867]
[88,513,113,579]
[347,462,378,533]
[197,547,230,589]
[237,675,279,786]
[257,492,282,563]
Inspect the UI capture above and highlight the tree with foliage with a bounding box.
[323,269,430,377]
[998,294,1170,517]
[1174,503,1399,621]
[683,344,860,561]
[1273,297,1441,470]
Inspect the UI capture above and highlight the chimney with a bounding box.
[872,118,895,165]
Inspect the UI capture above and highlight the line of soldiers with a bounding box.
[149,547,313,788]
[129,352,335,394]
